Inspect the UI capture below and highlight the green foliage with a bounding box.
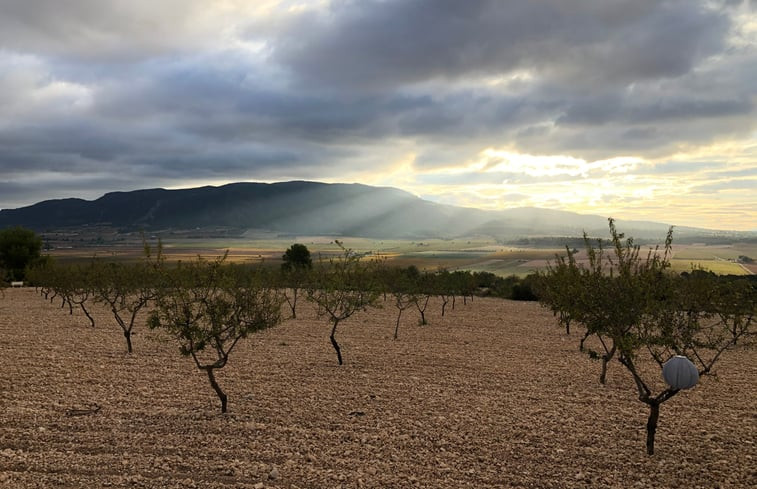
[509,274,540,301]
[282,243,313,272]
[0,226,43,281]
[149,253,283,413]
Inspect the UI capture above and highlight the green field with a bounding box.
[669,243,757,275]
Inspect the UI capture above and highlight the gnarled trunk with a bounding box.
[646,402,660,455]
[123,330,133,354]
[330,320,343,365]
[79,303,95,328]
[394,309,403,340]
[204,367,228,413]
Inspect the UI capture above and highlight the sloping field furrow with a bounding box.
[1,288,755,488]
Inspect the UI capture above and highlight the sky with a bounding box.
[0,0,755,231]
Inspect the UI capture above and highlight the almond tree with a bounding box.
[539,223,650,384]
[382,267,418,340]
[411,270,435,326]
[68,263,99,328]
[536,257,580,335]
[540,219,756,454]
[93,261,157,353]
[434,269,454,317]
[619,268,754,455]
[148,255,283,413]
[306,242,381,365]
[45,263,99,327]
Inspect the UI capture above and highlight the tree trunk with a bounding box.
[80,303,95,328]
[579,331,591,352]
[646,402,660,455]
[124,330,133,354]
[441,298,448,317]
[205,367,228,413]
[330,320,343,365]
[287,288,298,319]
[561,313,570,335]
[394,309,403,340]
[599,357,608,385]
[599,343,616,385]
[416,297,429,325]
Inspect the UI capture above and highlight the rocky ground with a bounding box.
[1,287,755,488]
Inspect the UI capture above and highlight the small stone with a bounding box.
[253,483,264,489]
[268,467,280,480]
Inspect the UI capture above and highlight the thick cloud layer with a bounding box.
[0,0,754,230]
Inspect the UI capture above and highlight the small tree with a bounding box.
[537,249,585,337]
[410,269,434,326]
[282,243,312,271]
[434,269,454,317]
[381,266,418,340]
[149,254,283,413]
[539,223,652,385]
[306,242,381,365]
[68,263,99,328]
[93,260,157,353]
[280,243,313,319]
[0,226,43,282]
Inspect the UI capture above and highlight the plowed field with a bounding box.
[1,288,755,488]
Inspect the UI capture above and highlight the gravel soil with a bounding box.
[1,287,755,488]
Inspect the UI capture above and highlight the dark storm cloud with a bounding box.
[557,96,752,126]
[267,0,730,90]
[0,123,134,164]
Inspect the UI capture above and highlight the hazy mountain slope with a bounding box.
[0,181,743,239]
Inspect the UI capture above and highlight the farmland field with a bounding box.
[42,227,755,276]
[1,288,755,488]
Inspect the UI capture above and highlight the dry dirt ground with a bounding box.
[1,288,755,488]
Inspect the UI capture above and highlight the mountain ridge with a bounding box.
[0,181,751,240]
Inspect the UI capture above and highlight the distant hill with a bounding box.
[0,181,751,241]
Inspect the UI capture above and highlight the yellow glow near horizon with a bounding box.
[481,149,642,177]
[396,143,756,231]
